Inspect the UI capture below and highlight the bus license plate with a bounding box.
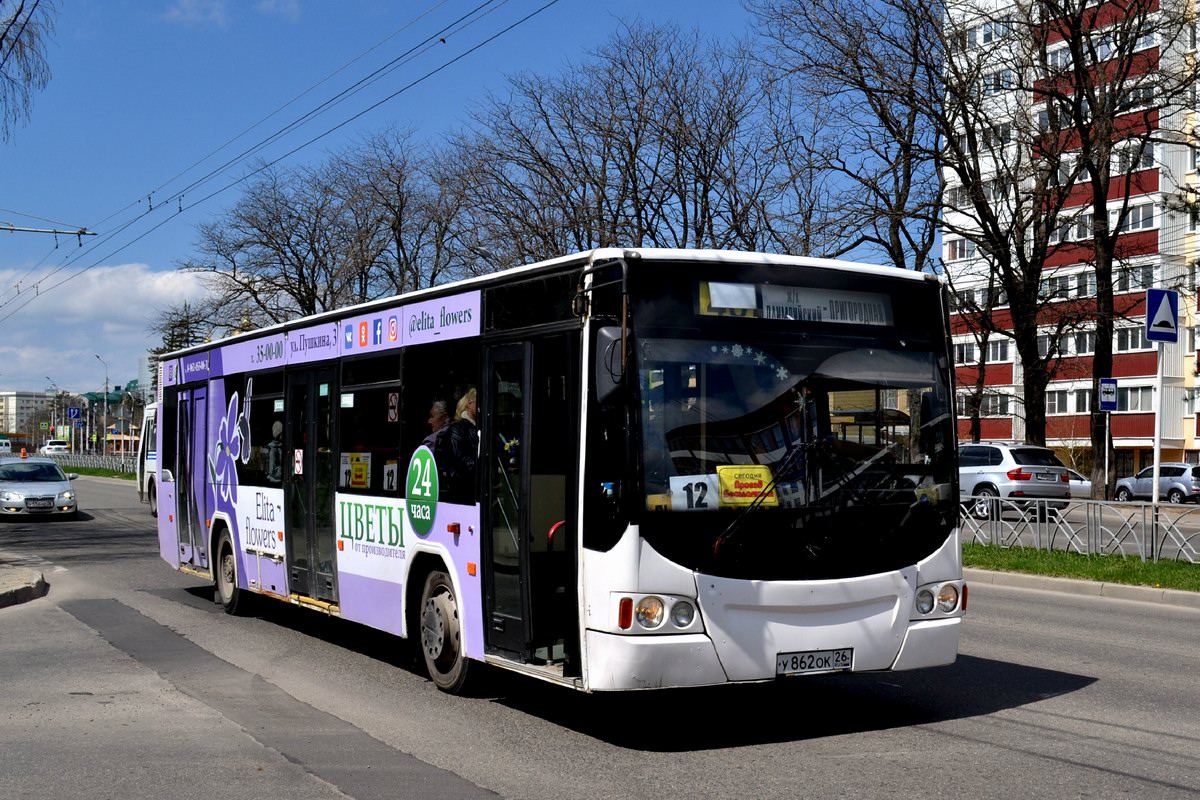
[776,648,852,676]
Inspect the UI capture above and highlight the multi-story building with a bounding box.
[943,0,1199,477]
[0,391,55,447]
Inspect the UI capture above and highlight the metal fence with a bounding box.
[960,496,1200,564]
[44,453,139,475]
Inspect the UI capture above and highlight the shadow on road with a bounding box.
[482,655,1096,750]
[150,581,1097,751]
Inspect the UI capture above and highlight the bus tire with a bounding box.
[419,570,471,693]
[148,480,158,518]
[214,528,249,616]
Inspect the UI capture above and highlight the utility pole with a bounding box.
[96,355,108,456]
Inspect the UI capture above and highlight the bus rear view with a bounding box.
[579,252,962,688]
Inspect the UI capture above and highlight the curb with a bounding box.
[0,567,49,610]
[964,568,1200,610]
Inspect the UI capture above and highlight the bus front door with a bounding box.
[485,334,579,668]
[284,368,337,604]
[176,387,208,568]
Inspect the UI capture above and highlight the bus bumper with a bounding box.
[890,617,960,671]
[584,631,728,691]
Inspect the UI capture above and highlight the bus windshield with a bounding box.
[630,273,957,581]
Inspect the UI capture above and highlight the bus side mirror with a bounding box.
[595,326,625,404]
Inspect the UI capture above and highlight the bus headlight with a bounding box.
[937,584,959,613]
[671,600,695,628]
[635,596,665,629]
[916,589,935,614]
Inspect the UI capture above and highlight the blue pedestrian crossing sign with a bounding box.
[1145,288,1179,343]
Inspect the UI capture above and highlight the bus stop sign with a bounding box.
[1099,378,1117,412]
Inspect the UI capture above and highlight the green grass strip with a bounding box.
[963,542,1200,592]
[68,466,136,481]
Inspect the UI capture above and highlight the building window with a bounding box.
[986,339,1010,363]
[982,16,1012,44]
[1042,274,1072,299]
[1114,141,1155,173]
[1046,46,1072,71]
[1075,272,1097,298]
[1075,212,1094,241]
[1116,83,1156,112]
[1116,327,1150,351]
[980,393,1011,416]
[983,123,1012,148]
[1117,264,1155,292]
[1049,214,1073,244]
[983,69,1015,96]
[946,238,976,261]
[1117,386,1153,411]
[954,341,977,363]
[1116,203,1155,232]
[1046,390,1069,414]
[1075,330,1096,354]
[1074,388,1093,412]
[1037,333,1064,357]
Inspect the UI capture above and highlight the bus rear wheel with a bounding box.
[149,481,158,518]
[420,570,471,693]
[215,529,249,615]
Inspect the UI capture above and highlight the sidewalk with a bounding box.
[0,562,48,609]
[2,562,1197,610]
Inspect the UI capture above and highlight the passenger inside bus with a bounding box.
[436,388,478,504]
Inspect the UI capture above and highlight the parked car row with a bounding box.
[959,442,1200,518]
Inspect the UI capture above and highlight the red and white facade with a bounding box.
[944,0,1199,476]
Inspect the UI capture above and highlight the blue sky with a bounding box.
[0,0,753,396]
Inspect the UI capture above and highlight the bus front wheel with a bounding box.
[148,481,158,518]
[420,570,471,693]
[215,529,249,616]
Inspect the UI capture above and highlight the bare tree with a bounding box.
[749,0,1199,495]
[342,129,471,291]
[178,162,393,328]
[449,22,791,259]
[0,0,55,142]
[749,0,942,272]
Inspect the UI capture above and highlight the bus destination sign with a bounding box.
[699,281,893,326]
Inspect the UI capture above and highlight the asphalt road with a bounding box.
[2,477,1199,799]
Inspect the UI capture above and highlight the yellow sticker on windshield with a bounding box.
[716,464,778,507]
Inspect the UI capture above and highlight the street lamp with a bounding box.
[95,354,108,455]
[45,377,59,447]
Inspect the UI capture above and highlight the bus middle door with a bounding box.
[284,368,338,604]
[484,334,578,667]
[175,387,208,568]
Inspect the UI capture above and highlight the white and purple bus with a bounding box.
[153,248,964,693]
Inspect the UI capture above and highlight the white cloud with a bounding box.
[0,264,210,394]
[256,0,301,21]
[162,0,229,26]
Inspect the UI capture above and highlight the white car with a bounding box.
[39,440,69,455]
[1066,469,1093,498]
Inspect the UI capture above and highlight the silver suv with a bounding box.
[959,442,1070,519]
[1114,463,1200,503]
